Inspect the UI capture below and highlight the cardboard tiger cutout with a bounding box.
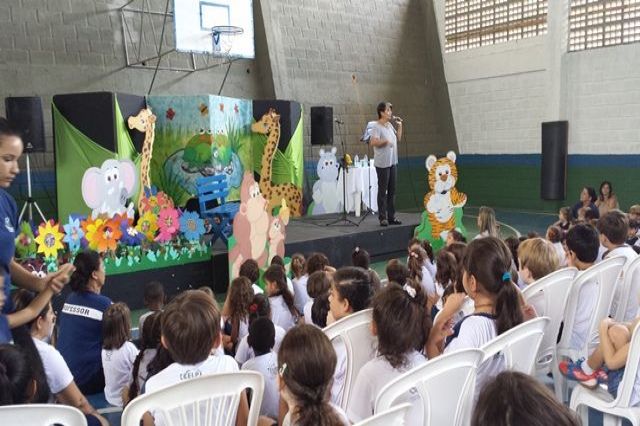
[424,151,467,240]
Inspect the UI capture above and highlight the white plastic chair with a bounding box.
[522,268,577,375]
[613,255,640,322]
[375,348,484,426]
[121,371,264,426]
[353,403,411,426]
[554,256,627,402]
[323,308,377,411]
[570,322,640,426]
[0,404,87,425]
[481,316,550,375]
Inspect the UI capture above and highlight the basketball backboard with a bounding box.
[173,0,254,58]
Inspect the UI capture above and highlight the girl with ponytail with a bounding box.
[278,324,348,426]
[426,236,523,399]
[347,281,429,425]
[126,311,162,404]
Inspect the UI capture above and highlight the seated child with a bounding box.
[564,224,600,351]
[473,371,580,426]
[278,325,349,425]
[517,237,560,286]
[235,294,286,365]
[348,281,428,425]
[241,317,279,419]
[561,317,640,406]
[239,259,263,295]
[290,253,308,313]
[138,281,165,331]
[303,271,330,325]
[101,303,139,407]
[144,290,247,425]
[546,225,567,267]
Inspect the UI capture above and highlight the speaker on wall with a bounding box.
[541,121,568,201]
[310,106,333,146]
[5,96,46,153]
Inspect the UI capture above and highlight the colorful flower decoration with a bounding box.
[156,207,180,243]
[34,220,65,259]
[135,211,158,241]
[85,218,122,253]
[120,220,143,246]
[62,216,84,253]
[179,211,206,242]
[15,222,37,258]
[139,188,175,216]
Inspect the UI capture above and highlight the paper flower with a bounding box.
[35,220,65,259]
[135,211,158,241]
[156,207,180,243]
[15,222,37,258]
[62,216,85,253]
[179,211,206,242]
[120,221,143,246]
[140,189,174,215]
[85,218,122,253]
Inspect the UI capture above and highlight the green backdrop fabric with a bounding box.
[251,110,304,188]
[114,100,142,204]
[53,100,141,220]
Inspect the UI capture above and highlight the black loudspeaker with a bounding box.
[541,121,568,201]
[5,96,46,152]
[310,106,333,145]
[52,92,146,153]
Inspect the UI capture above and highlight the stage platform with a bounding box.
[51,212,421,311]
[209,211,421,293]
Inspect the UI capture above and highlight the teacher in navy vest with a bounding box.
[369,101,403,227]
[57,250,112,395]
[0,117,72,343]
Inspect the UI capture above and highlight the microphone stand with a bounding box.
[327,120,358,227]
[358,130,375,224]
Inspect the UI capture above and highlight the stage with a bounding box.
[54,212,421,310]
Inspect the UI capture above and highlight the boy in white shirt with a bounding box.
[564,224,601,352]
[597,210,638,321]
[241,317,279,419]
[144,290,248,426]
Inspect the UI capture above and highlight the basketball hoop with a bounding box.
[211,25,244,55]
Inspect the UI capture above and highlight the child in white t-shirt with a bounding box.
[235,294,286,365]
[546,225,568,267]
[239,258,263,295]
[278,325,349,426]
[138,281,165,332]
[408,246,436,298]
[241,317,279,419]
[144,290,248,426]
[265,265,298,331]
[125,310,162,404]
[427,237,524,401]
[347,281,428,425]
[433,250,458,314]
[290,253,308,313]
[304,271,331,326]
[328,267,375,406]
[221,277,253,355]
[101,302,139,407]
[596,211,639,321]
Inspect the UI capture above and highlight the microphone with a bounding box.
[392,116,403,123]
[334,118,344,124]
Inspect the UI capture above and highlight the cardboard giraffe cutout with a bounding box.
[128,108,157,212]
[251,108,303,216]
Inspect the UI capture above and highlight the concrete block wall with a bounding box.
[431,0,640,211]
[1,0,456,216]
